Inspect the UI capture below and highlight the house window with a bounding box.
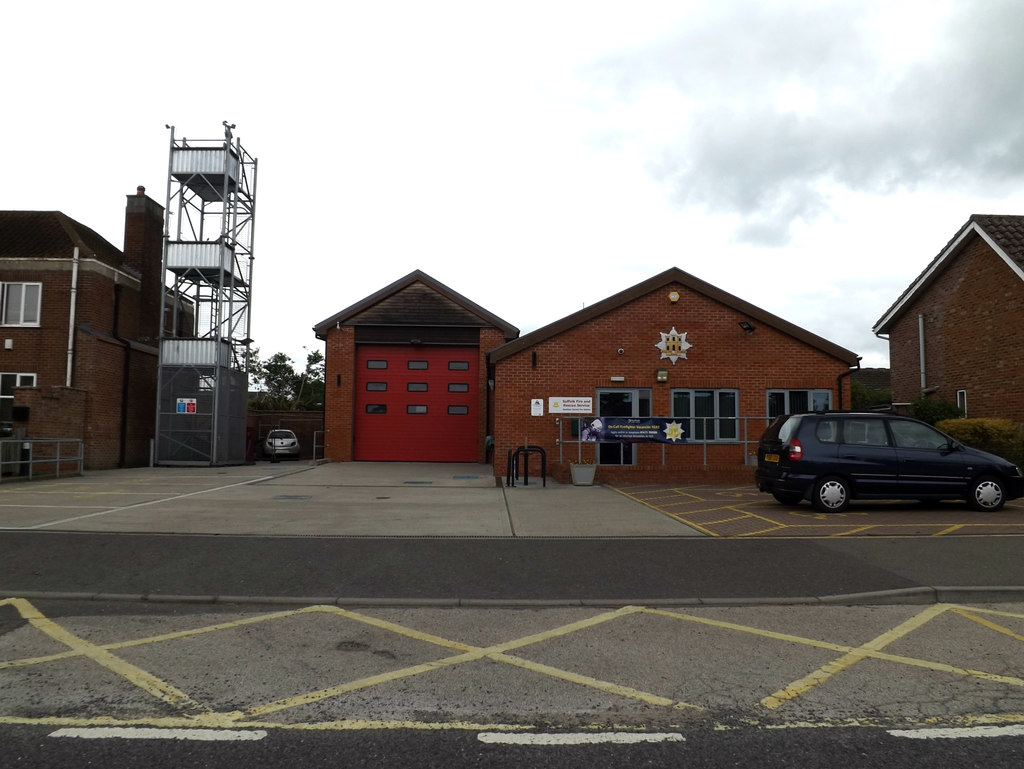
[366,360,387,369]
[448,361,469,370]
[448,405,469,415]
[407,405,428,414]
[767,389,831,419]
[407,382,428,392]
[672,389,738,441]
[365,404,387,414]
[448,383,469,393]
[1,283,41,326]
[408,361,429,370]
[0,373,36,422]
[365,382,387,391]
[957,389,967,417]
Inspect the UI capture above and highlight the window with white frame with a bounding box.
[671,389,739,441]
[0,373,36,422]
[957,389,967,417]
[1,283,41,326]
[767,389,831,419]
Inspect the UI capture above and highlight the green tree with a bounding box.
[248,346,324,411]
[851,379,891,411]
[294,348,325,411]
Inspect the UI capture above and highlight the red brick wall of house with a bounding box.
[492,282,852,483]
[888,237,1024,422]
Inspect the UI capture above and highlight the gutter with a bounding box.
[65,247,80,386]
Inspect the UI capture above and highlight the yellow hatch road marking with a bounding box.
[761,604,951,709]
[952,608,1024,643]
[0,598,208,713]
[3,599,1024,731]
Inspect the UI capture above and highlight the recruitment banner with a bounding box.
[580,417,687,444]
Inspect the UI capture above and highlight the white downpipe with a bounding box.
[918,313,926,391]
[66,247,80,386]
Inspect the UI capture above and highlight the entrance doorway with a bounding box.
[595,388,651,465]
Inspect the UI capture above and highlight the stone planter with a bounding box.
[569,463,596,486]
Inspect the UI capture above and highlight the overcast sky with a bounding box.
[4,0,1024,370]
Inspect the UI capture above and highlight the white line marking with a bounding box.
[889,725,1024,740]
[50,727,266,741]
[23,477,275,529]
[477,732,684,745]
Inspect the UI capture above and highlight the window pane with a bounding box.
[22,284,40,324]
[3,284,22,324]
[408,361,428,370]
[672,391,691,418]
[638,389,652,418]
[407,382,428,392]
[767,391,787,419]
[448,405,469,415]
[365,404,386,414]
[448,361,469,370]
[407,405,428,414]
[448,383,469,393]
[718,391,737,440]
[365,382,387,391]
[811,390,831,411]
[0,374,15,397]
[366,360,387,369]
[789,391,809,413]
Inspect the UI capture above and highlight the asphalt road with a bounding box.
[2,530,1023,604]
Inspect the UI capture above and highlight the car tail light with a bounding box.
[787,438,803,462]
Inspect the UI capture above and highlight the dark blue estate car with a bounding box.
[754,412,1024,513]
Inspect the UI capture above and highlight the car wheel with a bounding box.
[968,475,1005,512]
[771,491,803,505]
[812,476,850,513]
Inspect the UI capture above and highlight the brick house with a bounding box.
[873,215,1024,422]
[318,267,859,482]
[0,187,165,469]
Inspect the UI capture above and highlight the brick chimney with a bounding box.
[123,186,164,343]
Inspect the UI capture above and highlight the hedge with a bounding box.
[935,418,1024,466]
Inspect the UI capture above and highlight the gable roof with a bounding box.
[873,214,1024,334]
[0,211,124,268]
[313,269,519,339]
[489,266,860,365]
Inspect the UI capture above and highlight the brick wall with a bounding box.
[322,325,355,462]
[889,237,1024,421]
[492,282,852,483]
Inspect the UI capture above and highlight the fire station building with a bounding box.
[315,267,859,483]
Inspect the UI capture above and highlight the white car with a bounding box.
[263,429,300,460]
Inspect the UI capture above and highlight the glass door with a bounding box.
[596,388,651,465]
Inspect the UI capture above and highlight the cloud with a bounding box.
[584,0,1024,245]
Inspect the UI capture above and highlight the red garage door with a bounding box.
[354,345,479,462]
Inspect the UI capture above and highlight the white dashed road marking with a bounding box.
[477,732,684,745]
[889,725,1024,740]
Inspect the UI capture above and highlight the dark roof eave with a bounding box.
[313,269,519,340]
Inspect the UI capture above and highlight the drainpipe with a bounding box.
[66,247,80,386]
[918,313,927,392]
[837,356,861,410]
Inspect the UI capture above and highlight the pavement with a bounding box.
[1,461,1023,606]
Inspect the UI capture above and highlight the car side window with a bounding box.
[889,420,946,449]
[843,419,890,447]
[815,419,839,443]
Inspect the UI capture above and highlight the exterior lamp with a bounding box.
[738,321,755,335]
[656,369,669,383]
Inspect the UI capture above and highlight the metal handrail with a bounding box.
[0,439,84,482]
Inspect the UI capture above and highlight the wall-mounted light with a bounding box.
[668,291,680,303]
[738,321,755,335]
[656,369,669,383]
[610,376,626,382]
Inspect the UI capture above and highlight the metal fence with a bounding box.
[0,439,84,482]
[556,416,770,466]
